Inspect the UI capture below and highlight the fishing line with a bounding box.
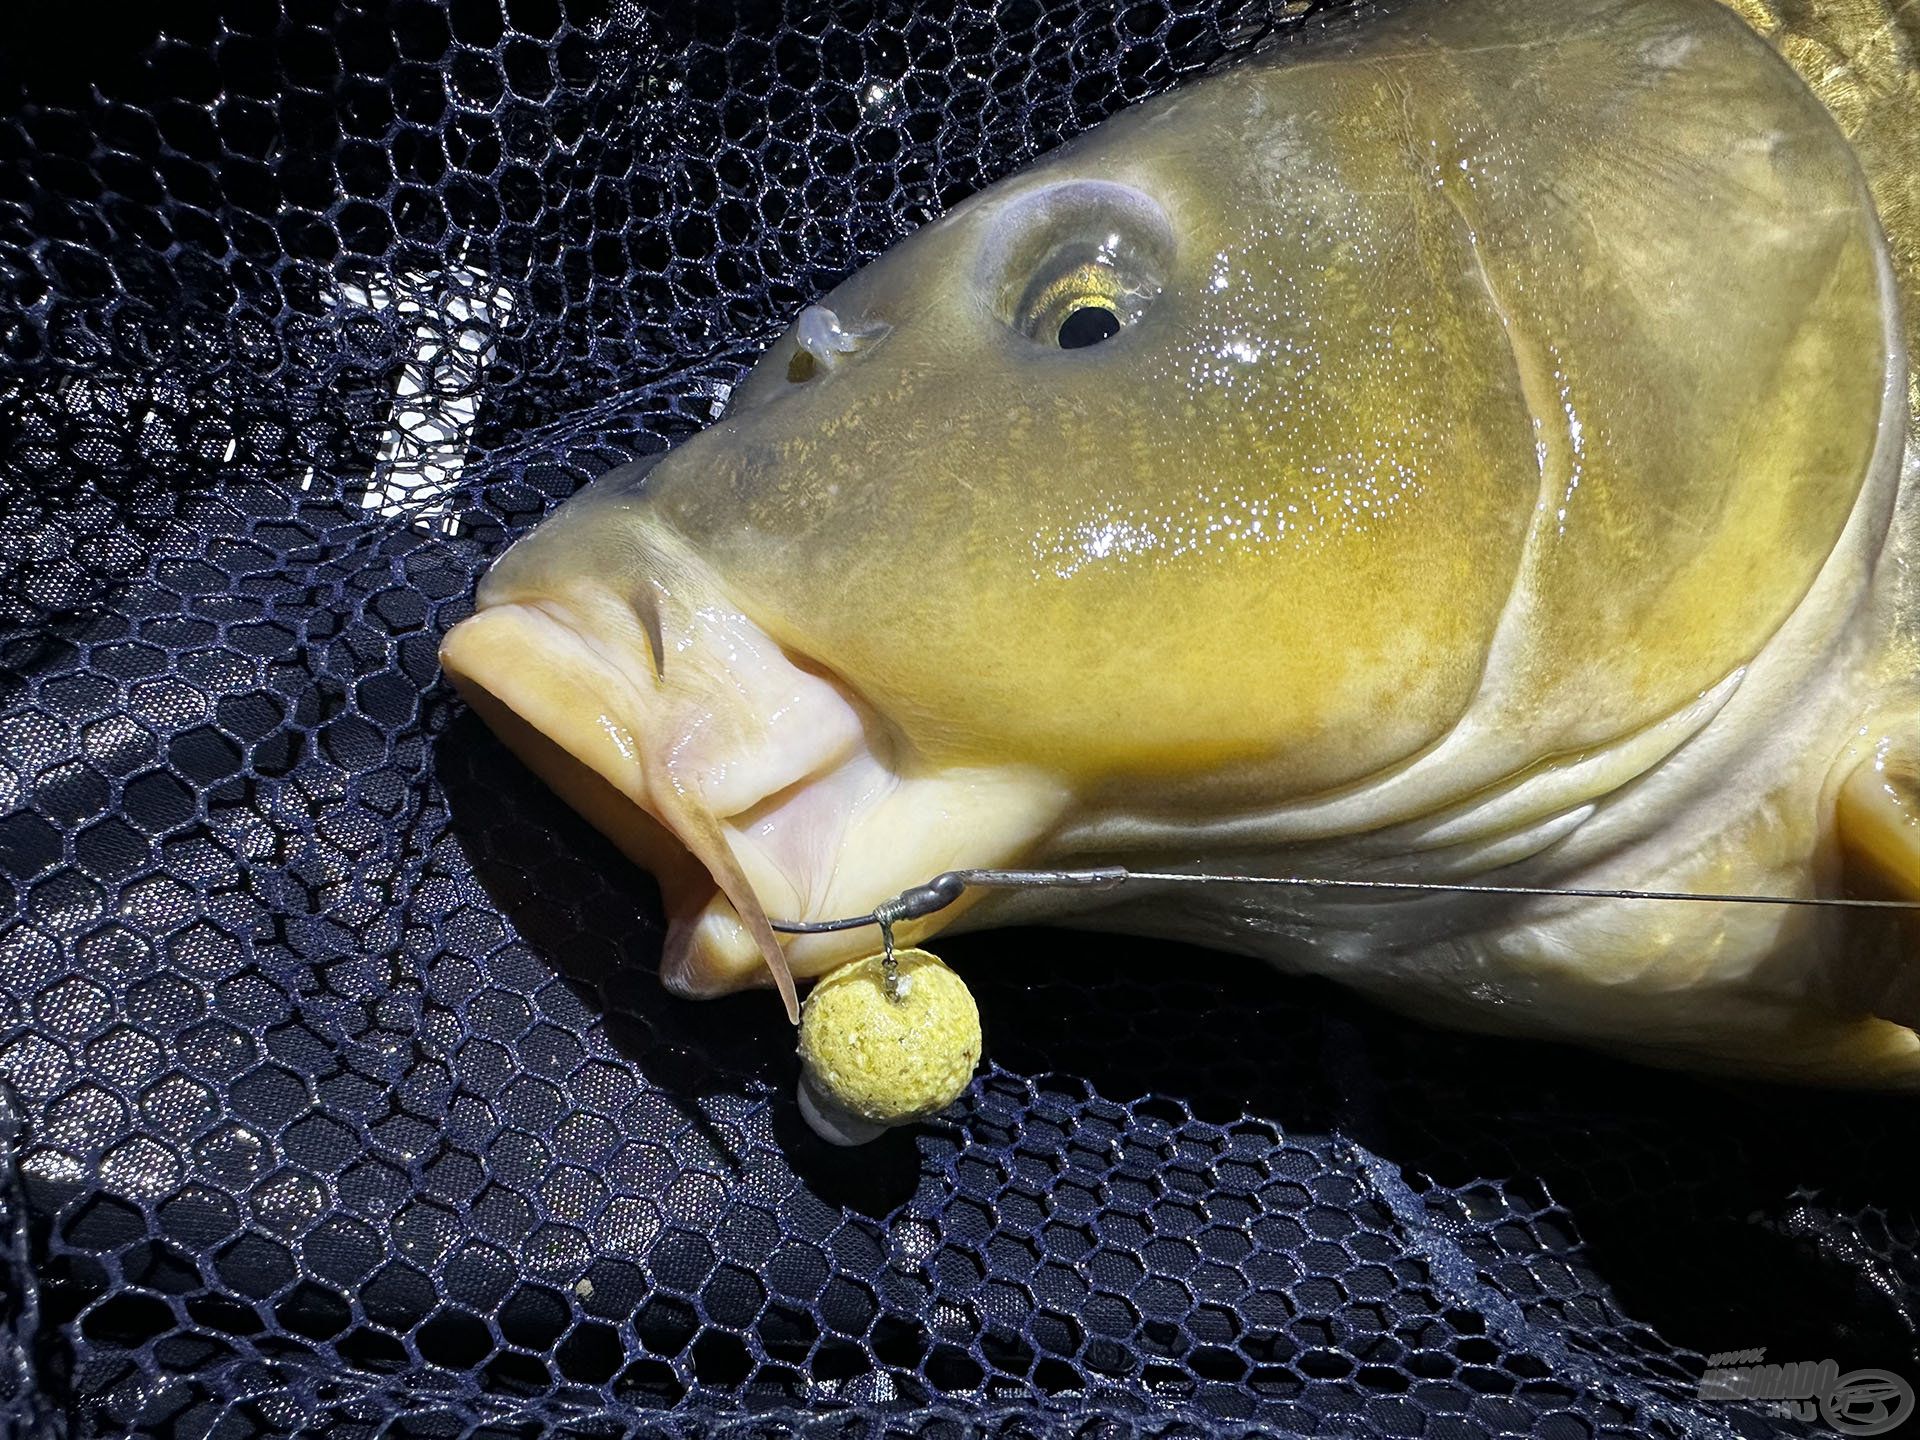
[767,866,1920,935]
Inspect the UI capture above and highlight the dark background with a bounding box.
[1,0,1914,1434]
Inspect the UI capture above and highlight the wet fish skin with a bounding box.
[443,0,1920,1084]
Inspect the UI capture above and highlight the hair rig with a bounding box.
[767,865,1920,937]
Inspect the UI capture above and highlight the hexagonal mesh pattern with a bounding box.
[1,1,1915,1435]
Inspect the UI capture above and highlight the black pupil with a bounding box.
[1057,305,1121,349]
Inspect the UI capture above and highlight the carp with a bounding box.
[442,0,1920,1088]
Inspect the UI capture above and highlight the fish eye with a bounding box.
[982,180,1174,354]
[1011,243,1162,350]
[1019,257,1137,348]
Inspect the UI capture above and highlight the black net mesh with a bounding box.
[1,1,1915,1435]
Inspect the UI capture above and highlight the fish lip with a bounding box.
[442,584,980,1002]
[438,599,727,915]
[441,589,1072,1002]
[443,592,875,1019]
[443,588,870,826]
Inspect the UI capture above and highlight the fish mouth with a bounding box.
[439,533,1064,1018]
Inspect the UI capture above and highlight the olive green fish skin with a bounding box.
[445,0,1920,1085]
[670,0,1888,791]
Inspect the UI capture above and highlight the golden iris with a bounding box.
[1016,260,1137,347]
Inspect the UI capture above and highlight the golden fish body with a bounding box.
[443,0,1920,1085]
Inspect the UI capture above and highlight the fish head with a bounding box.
[442,0,1900,1010]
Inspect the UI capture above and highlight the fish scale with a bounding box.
[1720,0,1920,415]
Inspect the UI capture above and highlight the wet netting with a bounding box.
[0,0,1916,1435]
